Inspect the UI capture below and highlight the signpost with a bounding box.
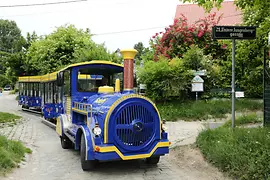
[191,75,204,101]
[212,26,256,128]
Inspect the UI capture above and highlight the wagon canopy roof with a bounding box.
[18,60,123,82]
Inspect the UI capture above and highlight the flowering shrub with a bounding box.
[151,13,226,61]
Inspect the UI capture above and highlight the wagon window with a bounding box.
[63,70,71,96]
[19,83,23,96]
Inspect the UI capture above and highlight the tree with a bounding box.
[0,19,23,53]
[134,42,145,61]
[0,19,27,87]
[26,25,120,75]
[25,31,38,50]
[182,0,224,12]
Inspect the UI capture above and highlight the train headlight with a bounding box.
[161,119,167,131]
[162,124,167,131]
[93,127,102,136]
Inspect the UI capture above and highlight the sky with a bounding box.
[0,0,181,52]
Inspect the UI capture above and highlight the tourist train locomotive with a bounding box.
[18,49,170,170]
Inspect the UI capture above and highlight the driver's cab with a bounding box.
[76,66,123,94]
[56,61,124,101]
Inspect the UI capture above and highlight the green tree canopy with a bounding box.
[134,42,145,61]
[0,19,23,53]
[26,25,120,75]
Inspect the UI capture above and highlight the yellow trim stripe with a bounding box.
[72,108,88,115]
[18,60,123,82]
[104,94,162,143]
[96,142,169,160]
[56,116,62,135]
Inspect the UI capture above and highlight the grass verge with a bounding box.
[223,113,262,127]
[0,112,21,124]
[0,135,32,175]
[197,113,269,180]
[157,99,262,121]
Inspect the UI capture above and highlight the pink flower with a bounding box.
[221,44,227,49]
[197,31,204,38]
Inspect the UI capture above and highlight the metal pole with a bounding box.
[196,92,198,101]
[232,39,236,128]
[263,47,266,126]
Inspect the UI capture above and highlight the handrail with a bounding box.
[73,102,92,112]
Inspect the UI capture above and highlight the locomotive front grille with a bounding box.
[115,104,155,150]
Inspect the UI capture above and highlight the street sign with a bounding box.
[191,75,204,92]
[235,91,244,98]
[192,70,207,76]
[212,25,256,129]
[212,26,256,40]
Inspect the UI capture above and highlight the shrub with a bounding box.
[150,13,227,61]
[137,57,192,101]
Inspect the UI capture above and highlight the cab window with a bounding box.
[77,67,123,92]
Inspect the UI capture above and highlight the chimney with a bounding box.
[120,49,138,92]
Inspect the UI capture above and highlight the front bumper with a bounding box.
[93,141,170,161]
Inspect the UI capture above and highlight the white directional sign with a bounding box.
[191,75,204,92]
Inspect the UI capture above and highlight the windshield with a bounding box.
[77,68,123,92]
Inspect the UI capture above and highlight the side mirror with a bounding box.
[57,71,64,86]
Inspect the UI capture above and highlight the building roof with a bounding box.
[175,1,242,25]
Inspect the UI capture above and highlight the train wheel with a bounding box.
[60,136,72,149]
[146,156,160,164]
[80,134,96,171]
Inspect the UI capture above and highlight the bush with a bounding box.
[137,57,192,101]
[0,75,11,88]
[197,127,270,180]
[9,89,18,95]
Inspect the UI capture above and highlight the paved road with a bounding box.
[0,92,227,180]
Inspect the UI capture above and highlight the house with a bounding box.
[175,0,242,25]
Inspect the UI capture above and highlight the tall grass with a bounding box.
[197,127,270,180]
[0,136,32,175]
[157,99,262,121]
[223,113,262,127]
[0,112,21,124]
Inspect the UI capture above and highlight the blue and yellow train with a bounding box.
[18,49,170,170]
